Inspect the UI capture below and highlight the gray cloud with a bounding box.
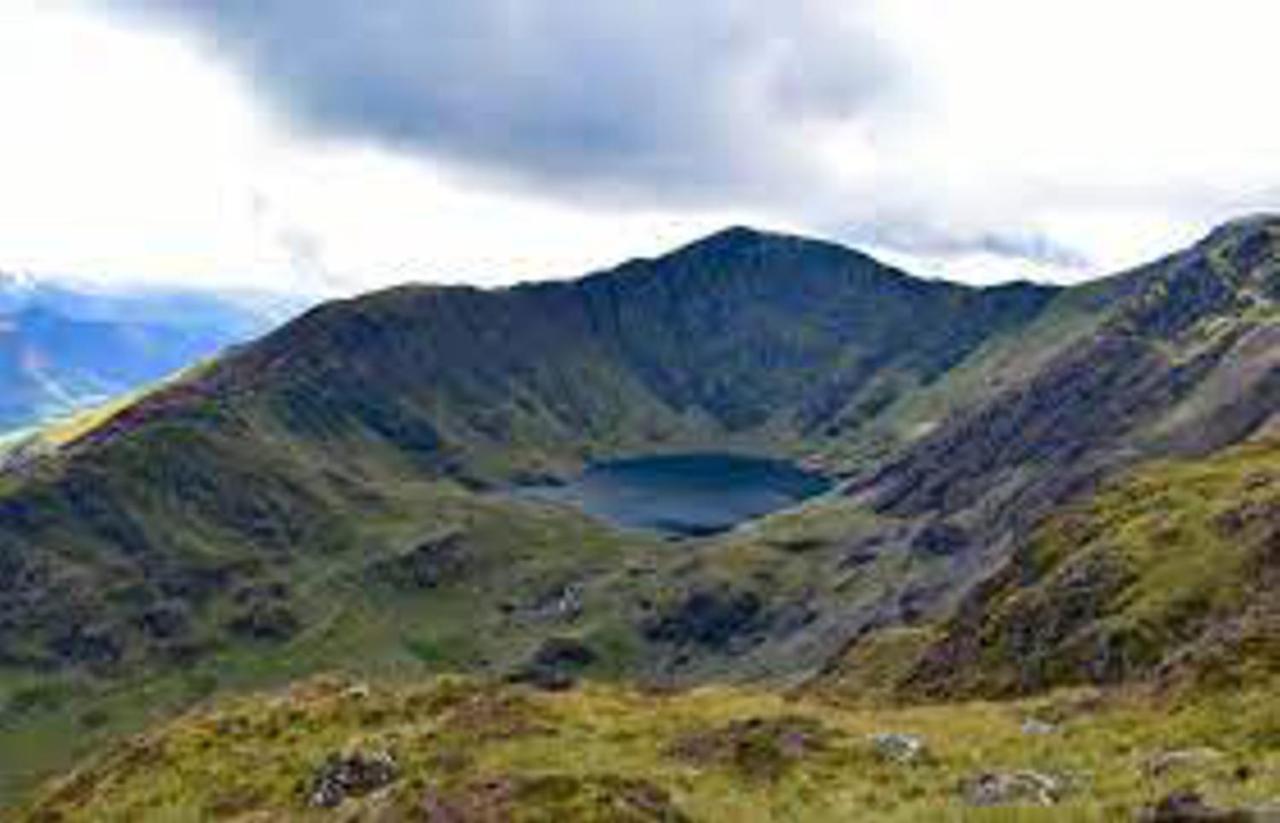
[93,2,1103,274]
[102,1,895,204]
[827,216,1092,271]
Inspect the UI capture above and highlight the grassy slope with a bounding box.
[23,674,1280,821]
[0,439,987,806]
[0,438,674,803]
[902,439,1280,700]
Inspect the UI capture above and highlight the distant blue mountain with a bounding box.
[0,274,309,431]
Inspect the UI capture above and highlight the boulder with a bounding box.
[307,749,399,808]
[1143,748,1225,779]
[870,733,926,765]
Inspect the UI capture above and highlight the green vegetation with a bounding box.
[906,440,1280,699]
[23,674,1280,820]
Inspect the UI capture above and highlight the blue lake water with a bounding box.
[513,453,831,537]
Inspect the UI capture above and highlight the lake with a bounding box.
[512,452,831,537]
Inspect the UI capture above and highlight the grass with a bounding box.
[21,674,1280,821]
[909,439,1280,698]
[0,463,665,806]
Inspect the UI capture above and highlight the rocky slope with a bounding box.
[845,216,1280,625]
[901,438,1280,699]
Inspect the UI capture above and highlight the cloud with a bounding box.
[865,222,1092,270]
[102,1,897,205]
[26,0,1280,289]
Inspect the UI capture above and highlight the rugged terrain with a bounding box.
[5,219,1280,818]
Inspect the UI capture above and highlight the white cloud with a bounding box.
[0,5,760,293]
[858,0,1280,276]
[1,1,1279,292]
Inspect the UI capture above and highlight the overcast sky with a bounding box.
[2,1,1279,294]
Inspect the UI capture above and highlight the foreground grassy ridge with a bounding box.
[907,440,1280,698]
[25,675,1280,821]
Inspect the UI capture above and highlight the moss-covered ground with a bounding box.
[21,673,1280,821]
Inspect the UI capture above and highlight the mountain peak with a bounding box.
[656,225,883,273]
[704,224,772,244]
[670,225,788,258]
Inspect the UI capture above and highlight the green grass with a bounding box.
[909,440,1280,698]
[21,674,1280,821]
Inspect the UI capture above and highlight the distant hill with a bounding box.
[0,276,303,432]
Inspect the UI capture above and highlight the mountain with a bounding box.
[0,228,1060,673]
[0,277,302,433]
[159,227,1058,477]
[5,221,1280,816]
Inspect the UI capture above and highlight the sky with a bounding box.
[1,1,1279,295]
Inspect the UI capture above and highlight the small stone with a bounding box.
[870,733,926,764]
[962,770,1061,806]
[1021,718,1057,736]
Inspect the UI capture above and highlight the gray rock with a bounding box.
[1021,718,1058,736]
[308,749,399,808]
[1143,748,1224,779]
[870,732,926,764]
[962,770,1062,806]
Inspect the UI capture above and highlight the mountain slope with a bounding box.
[843,217,1280,611]
[902,438,1280,699]
[154,228,1058,479]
